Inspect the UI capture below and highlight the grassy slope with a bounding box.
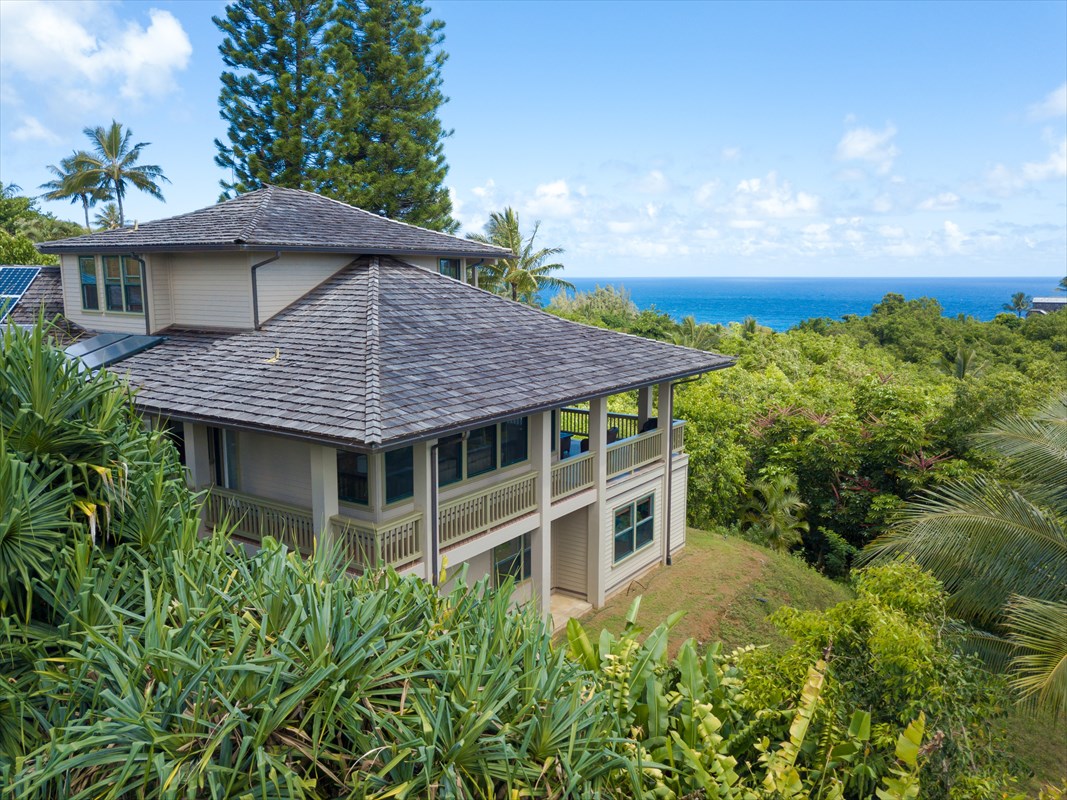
[572,528,1065,795]
[576,528,851,655]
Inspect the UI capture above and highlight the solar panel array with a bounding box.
[65,333,165,371]
[0,266,41,322]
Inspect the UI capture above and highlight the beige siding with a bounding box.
[671,459,688,552]
[552,510,588,597]
[58,254,147,334]
[237,431,313,509]
[147,255,173,331]
[255,253,351,322]
[402,256,439,272]
[168,252,253,329]
[603,470,664,596]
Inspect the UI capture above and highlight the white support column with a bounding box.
[530,411,553,617]
[310,445,339,546]
[637,386,654,429]
[586,396,608,607]
[183,421,211,489]
[413,441,434,582]
[658,381,674,565]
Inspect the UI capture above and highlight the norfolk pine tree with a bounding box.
[214,0,333,196]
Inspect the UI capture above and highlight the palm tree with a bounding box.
[1002,291,1031,318]
[467,208,573,303]
[672,316,722,350]
[75,121,168,227]
[937,346,985,380]
[741,473,809,554]
[38,153,109,231]
[93,203,122,231]
[1057,276,1066,293]
[863,397,1067,713]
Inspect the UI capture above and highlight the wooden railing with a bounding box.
[204,487,316,554]
[438,472,537,547]
[331,512,422,571]
[551,452,594,500]
[671,420,685,453]
[607,429,663,478]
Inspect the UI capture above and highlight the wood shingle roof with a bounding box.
[115,257,732,449]
[36,186,510,260]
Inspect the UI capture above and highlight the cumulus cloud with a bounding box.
[9,115,60,144]
[0,1,191,112]
[522,179,577,218]
[727,172,820,218]
[918,192,961,211]
[1029,83,1067,120]
[836,123,900,174]
[635,170,672,194]
[988,138,1067,194]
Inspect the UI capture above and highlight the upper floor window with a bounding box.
[338,452,369,505]
[78,256,99,310]
[103,256,143,313]
[439,258,461,280]
[384,447,414,503]
[437,417,528,487]
[613,494,654,563]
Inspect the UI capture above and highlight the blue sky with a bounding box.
[1,0,1064,278]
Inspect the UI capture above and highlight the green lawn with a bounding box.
[572,528,1066,796]
[575,528,852,655]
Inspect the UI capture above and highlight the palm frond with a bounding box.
[1005,595,1067,715]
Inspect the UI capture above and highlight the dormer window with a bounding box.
[103,256,143,314]
[78,256,99,310]
[438,258,461,280]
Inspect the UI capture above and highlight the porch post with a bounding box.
[309,445,339,546]
[530,411,553,617]
[183,422,211,489]
[586,396,608,607]
[637,386,654,429]
[658,381,674,565]
[413,441,434,583]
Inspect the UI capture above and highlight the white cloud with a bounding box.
[729,219,766,229]
[721,146,742,162]
[942,220,967,253]
[1028,83,1067,120]
[694,179,720,206]
[9,115,60,144]
[836,123,899,174]
[988,138,1067,194]
[635,170,671,194]
[727,172,820,218]
[522,179,577,218]
[0,1,191,112]
[470,178,495,198]
[871,194,893,213]
[918,192,961,211]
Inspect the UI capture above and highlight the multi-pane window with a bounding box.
[439,258,461,280]
[613,494,655,563]
[209,427,239,490]
[384,447,414,503]
[436,418,528,487]
[493,533,532,586]
[337,452,369,505]
[103,256,143,313]
[78,256,99,310]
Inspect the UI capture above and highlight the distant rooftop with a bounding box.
[1032,297,1066,304]
[36,186,511,260]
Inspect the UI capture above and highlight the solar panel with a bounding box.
[65,333,164,371]
[0,266,41,322]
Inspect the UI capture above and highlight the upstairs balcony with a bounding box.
[201,407,686,573]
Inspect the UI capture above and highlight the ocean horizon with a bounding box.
[546,276,1065,331]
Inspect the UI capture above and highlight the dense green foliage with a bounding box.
[467,207,573,302]
[214,0,454,230]
[866,399,1067,713]
[0,183,84,265]
[553,290,1067,580]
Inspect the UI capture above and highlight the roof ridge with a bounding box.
[363,255,383,445]
[236,185,275,243]
[273,185,510,255]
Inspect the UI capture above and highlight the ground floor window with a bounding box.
[494,532,532,586]
[208,427,239,490]
[337,451,369,505]
[613,494,654,563]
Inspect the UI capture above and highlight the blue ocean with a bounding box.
[551,276,1064,331]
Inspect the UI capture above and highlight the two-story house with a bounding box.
[23,186,732,620]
